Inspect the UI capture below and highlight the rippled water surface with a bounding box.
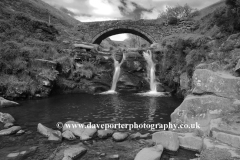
[3,93,182,131]
[1,93,199,160]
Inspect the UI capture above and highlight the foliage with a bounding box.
[212,4,240,33]
[158,4,197,24]
[168,17,178,25]
[73,61,103,81]
[226,0,240,8]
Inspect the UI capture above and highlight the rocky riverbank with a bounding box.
[0,114,199,160]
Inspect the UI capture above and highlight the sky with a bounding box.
[43,0,220,41]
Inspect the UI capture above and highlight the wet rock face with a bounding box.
[193,69,240,99]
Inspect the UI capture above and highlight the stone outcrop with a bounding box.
[171,68,240,159]
[201,138,240,160]
[0,97,19,108]
[152,131,179,151]
[193,69,240,99]
[171,94,239,134]
[210,116,240,149]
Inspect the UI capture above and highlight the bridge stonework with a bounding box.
[77,19,195,44]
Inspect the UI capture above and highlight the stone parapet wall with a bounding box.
[78,19,195,44]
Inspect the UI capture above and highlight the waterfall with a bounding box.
[110,59,122,91]
[139,50,168,97]
[143,50,157,93]
[101,53,125,94]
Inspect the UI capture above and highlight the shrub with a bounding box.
[168,17,178,25]
[158,4,197,22]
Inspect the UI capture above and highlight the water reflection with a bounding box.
[110,94,123,122]
[147,97,158,123]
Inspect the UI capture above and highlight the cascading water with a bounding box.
[140,50,167,97]
[101,53,126,94]
[143,50,157,93]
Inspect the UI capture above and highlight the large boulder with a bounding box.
[171,95,240,134]
[0,112,15,124]
[37,123,62,142]
[0,97,19,108]
[193,69,240,99]
[62,130,76,140]
[0,126,21,136]
[97,129,114,139]
[152,131,179,151]
[112,132,129,142]
[62,121,97,140]
[134,145,163,160]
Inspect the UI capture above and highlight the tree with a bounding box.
[158,4,196,24]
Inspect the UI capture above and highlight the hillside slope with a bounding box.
[194,0,225,20]
[0,0,80,27]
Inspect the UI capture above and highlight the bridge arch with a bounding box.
[91,26,156,44]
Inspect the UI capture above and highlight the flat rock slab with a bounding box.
[134,145,163,160]
[0,126,21,136]
[171,95,239,134]
[73,44,95,49]
[152,131,179,151]
[0,97,18,108]
[193,69,240,99]
[178,133,203,152]
[212,131,240,149]
[129,132,151,140]
[63,146,87,160]
[5,146,38,160]
[202,137,240,159]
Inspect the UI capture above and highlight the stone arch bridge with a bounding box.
[77,19,194,44]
